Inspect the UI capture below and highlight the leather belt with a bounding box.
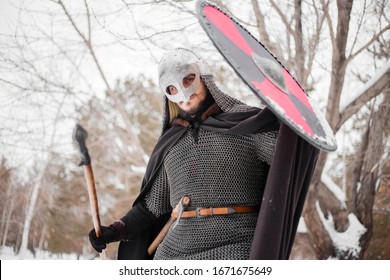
[171,206,259,218]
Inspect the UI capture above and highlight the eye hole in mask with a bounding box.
[166,73,197,95]
[163,72,200,103]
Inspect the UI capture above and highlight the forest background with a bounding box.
[0,0,389,260]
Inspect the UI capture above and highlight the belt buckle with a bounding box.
[196,207,213,218]
[195,207,202,218]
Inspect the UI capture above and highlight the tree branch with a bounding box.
[251,0,282,59]
[84,0,91,42]
[58,0,112,92]
[306,0,326,83]
[293,0,306,84]
[320,0,336,50]
[347,23,390,62]
[268,0,295,35]
[57,0,89,46]
[336,60,390,131]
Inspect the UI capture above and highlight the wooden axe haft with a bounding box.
[73,124,106,259]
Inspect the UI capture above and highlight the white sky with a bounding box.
[0,1,15,32]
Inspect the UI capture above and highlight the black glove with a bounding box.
[89,221,126,253]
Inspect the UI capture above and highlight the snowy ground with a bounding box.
[0,246,92,260]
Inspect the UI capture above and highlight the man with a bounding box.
[89,48,319,260]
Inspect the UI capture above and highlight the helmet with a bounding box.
[158,48,211,103]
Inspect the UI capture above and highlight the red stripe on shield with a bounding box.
[204,6,253,56]
[252,80,313,136]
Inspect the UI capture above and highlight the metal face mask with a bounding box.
[158,48,211,103]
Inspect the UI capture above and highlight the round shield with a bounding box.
[196,0,337,151]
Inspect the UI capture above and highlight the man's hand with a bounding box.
[89,221,126,253]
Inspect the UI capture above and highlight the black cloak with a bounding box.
[117,106,319,260]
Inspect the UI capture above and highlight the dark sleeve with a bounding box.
[120,202,157,241]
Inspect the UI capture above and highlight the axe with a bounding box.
[73,124,106,260]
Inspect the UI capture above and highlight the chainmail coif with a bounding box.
[144,75,278,259]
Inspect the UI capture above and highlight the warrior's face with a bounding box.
[169,76,208,115]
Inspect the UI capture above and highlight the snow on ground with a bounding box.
[0,246,91,260]
[321,173,347,208]
[316,201,366,258]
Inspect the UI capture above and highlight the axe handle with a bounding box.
[83,164,106,260]
[147,217,176,256]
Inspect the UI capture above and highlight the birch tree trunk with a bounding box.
[1,196,15,247]
[19,158,50,257]
[19,92,65,257]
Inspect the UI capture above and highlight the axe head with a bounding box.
[72,124,91,166]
